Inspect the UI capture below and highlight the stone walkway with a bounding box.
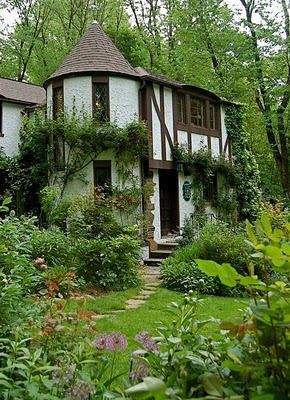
[91,266,161,320]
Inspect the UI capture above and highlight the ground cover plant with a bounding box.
[161,222,247,296]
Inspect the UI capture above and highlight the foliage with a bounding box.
[67,191,123,240]
[0,203,43,336]
[128,294,225,399]
[40,186,72,229]
[162,222,247,296]
[195,214,290,398]
[75,228,141,290]
[224,104,262,219]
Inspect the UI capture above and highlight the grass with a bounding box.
[59,287,246,379]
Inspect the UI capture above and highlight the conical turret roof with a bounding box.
[46,22,138,84]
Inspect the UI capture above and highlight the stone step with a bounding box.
[149,250,172,259]
[144,258,163,267]
[157,242,179,251]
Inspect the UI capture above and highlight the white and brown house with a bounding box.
[1,22,233,245]
[0,77,45,156]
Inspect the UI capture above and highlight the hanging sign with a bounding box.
[182,181,192,201]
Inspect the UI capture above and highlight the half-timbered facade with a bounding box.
[45,22,233,245]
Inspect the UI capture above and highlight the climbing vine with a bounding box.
[224,104,261,219]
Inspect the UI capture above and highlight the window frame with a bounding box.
[93,160,112,194]
[174,90,220,136]
[51,80,65,169]
[92,76,109,123]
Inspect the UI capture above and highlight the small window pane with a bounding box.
[176,93,186,124]
[190,97,205,127]
[53,87,63,120]
[94,84,108,123]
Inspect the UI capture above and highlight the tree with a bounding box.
[239,0,290,199]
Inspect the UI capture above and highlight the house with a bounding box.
[44,22,232,245]
[1,22,234,247]
[0,77,45,156]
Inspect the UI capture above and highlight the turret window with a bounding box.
[93,81,109,123]
[52,85,64,120]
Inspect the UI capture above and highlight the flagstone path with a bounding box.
[91,266,161,320]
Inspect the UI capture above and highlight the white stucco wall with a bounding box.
[164,87,174,161]
[221,105,229,157]
[177,130,188,147]
[64,76,92,117]
[151,170,161,240]
[211,137,220,157]
[178,173,194,229]
[46,84,53,118]
[109,77,139,127]
[0,102,23,156]
[152,85,162,160]
[191,133,207,152]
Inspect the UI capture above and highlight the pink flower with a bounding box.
[135,331,159,352]
[34,257,45,266]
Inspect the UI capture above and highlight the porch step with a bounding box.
[157,242,179,251]
[143,258,163,267]
[149,249,172,259]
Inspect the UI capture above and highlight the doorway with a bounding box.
[159,170,179,237]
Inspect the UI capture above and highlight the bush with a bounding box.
[76,228,141,290]
[161,222,247,296]
[67,191,123,239]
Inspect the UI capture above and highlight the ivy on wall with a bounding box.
[224,104,261,219]
[0,112,148,216]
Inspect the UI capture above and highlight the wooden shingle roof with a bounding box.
[0,77,45,105]
[46,22,138,84]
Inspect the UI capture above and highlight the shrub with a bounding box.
[76,228,141,290]
[30,229,77,268]
[67,191,123,239]
[161,222,247,296]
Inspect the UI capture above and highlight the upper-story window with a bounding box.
[52,85,64,120]
[93,82,109,123]
[175,91,219,132]
[176,93,186,124]
[190,97,205,127]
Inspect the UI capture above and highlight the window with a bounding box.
[190,97,205,127]
[94,160,111,193]
[52,86,64,120]
[176,93,186,124]
[209,103,217,130]
[52,84,65,168]
[93,83,108,123]
[0,102,3,137]
[203,172,218,202]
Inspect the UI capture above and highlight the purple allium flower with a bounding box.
[106,332,128,351]
[135,331,159,352]
[66,380,96,400]
[92,332,128,351]
[63,364,76,383]
[130,360,149,380]
[92,334,107,350]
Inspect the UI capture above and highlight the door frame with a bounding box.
[159,169,179,237]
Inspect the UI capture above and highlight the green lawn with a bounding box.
[61,287,246,378]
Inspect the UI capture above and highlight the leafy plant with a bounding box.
[195,214,290,398]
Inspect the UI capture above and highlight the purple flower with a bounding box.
[92,334,107,350]
[135,331,159,352]
[63,364,76,383]
[130,360,149,380]
[66,380,96,400]
[92,332,128,351]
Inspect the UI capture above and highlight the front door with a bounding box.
[159,170,179,237]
